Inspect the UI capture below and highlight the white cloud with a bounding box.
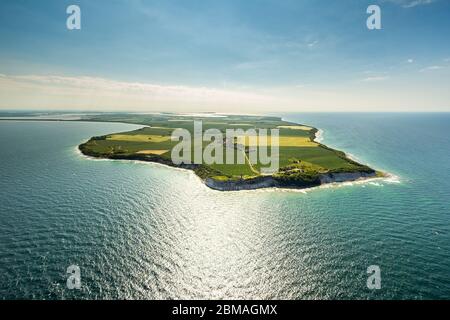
[385,0,437,8]
[0,74,277,111]
[1,74,264,99]
[307,40,319,48]
[420,65,443,72]
[407,59,414,63]
[362,76,389,82]
[403,0,435,8]
[1,73,449,112]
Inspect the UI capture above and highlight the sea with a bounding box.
[0,113,449,299]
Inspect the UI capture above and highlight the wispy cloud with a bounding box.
[403,0,436,8]
[385,0,437,8]
[361,70,389,82]
[0,74,276,110]
[419,65,443,72]
[0,74,257,99]
[307,40,319,48]
[362,76,389,82]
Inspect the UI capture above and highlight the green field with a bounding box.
[78,113,374,184]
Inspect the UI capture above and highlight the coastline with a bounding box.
[77,121,389,192]
[76,144,392,193]
[309,124,399,184]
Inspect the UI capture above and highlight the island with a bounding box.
[75,113,384,191]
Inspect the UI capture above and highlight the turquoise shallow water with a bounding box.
[0,114,449,299]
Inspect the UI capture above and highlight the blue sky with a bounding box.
[0,0,449,112]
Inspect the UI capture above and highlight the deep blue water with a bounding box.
[0,114,449,299]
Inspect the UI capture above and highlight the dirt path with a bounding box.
[242,149,260,175]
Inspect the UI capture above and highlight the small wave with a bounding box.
[312,128,402,187]
[382,173,401,184]
[314,129,324,143]
[345,152,362,163]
